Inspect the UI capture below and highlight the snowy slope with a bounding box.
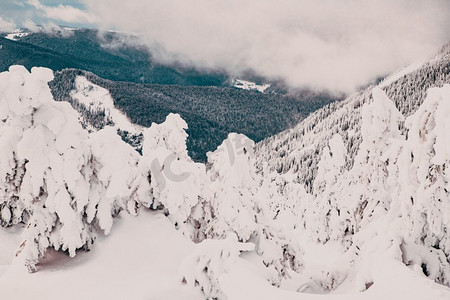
[0,211,203,300]
[378,61,425,88]
[233,79,271,93]
[4,31,30,41]
[70,75,143,135]
[255,42,450,190]
[1,211,449,300]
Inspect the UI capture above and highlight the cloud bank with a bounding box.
[0,1,96,30]
[28,0,97,24]
[83,0,450,93]
[0,16,15,32]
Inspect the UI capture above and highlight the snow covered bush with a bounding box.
[180,237,254,300]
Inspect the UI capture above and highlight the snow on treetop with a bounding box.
[143,113,189,160]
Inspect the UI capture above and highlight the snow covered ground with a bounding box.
[70,75,143,134]
[233,79,271,93]
[4,31,30,41]
[0,210,202,300]
[0,210,449,299]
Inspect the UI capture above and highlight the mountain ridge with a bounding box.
[48,68,338,161]
[255,42,450,192]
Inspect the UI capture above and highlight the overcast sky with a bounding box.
[1,0,450,93]
[0,1,94,30]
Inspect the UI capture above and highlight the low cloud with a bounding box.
[28,0,97,24]
[0,16,16,32]
[83,0,450,93]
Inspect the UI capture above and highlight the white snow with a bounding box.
[0,211,203,300]
[378,61,425,88]
[70,75,143,134]
[60,26,78,32]
[1,211,448,300]
[233,79,271,93]
[221,245,450,300]
[0,226,24,276]
[4,31,30,41]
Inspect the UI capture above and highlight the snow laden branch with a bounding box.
[180,237,254,300]
[0,66,151,271]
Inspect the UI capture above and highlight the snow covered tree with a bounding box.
[204,133,257,242]
[0,66,94,271]
[398,84,450,285]
[180,237,254,300]
[0,66,152,271]
[87,127,151,234]
[342,87,404,236]
[309,133,346,243]
[141,113,208,237]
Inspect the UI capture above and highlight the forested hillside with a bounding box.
[256,43,450,192]
[1,28,228,86]
[49,69,338,161]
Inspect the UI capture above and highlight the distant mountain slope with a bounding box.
[383,43,450,116]
[0,28,341,161]
[256,43,450,192]
[1,28,228,86]
[49,69,338,161]
[0,35,82,71]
